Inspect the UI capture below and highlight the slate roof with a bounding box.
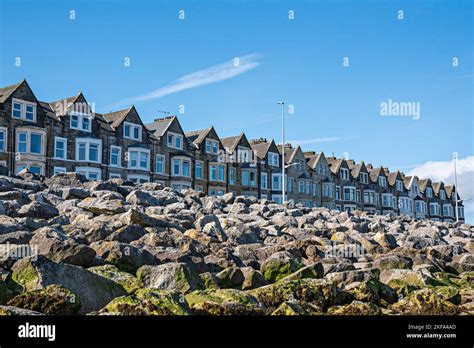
[221,133,244,152]
[102,106,134,128]
[250,141,272,160]
[0,80,24,103]
[146,116,177,136]
[185,127,213,145]
[307,152,322,169]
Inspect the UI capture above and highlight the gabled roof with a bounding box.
[328,158,344,175]
[91,112,115,132]
[432,182,445,196]
[49,92,85,115]
[221,133,246,152]
[403,175,413,189]
[185,127,213,145]
[146,116,179,137]
[307,152,322,169]
[349,161,367,179]
[387,171,402,186]
[38,101,60,121]
[369,166,385,182]
[250,139,273,160]
[102,106,135,128]
[0,80,24,103]
[418,178,432,192]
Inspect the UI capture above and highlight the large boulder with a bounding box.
[17,201,59,219]
[7,284,80,315]
[29,227,96,267]
[9,256,127,314]
[185,288,264,315]
[137,262,202,293]
[260,251,303,283]
[98,288,191,315]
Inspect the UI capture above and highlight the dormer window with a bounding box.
[268,152,279,166]
[360,172,368,184]
[426,187,433,198]
[340,168,349,180]
[12,98,36,122]
[379,176,387,188]
[205,139,219,154]
[396,180,403,191]
[440,190,446,200]
[167,132,183,149]
[70,111,92,132]
[124,122,142,141]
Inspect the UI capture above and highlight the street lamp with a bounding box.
[277,101,285,203]
[453,152,459,222]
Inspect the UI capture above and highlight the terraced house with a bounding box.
[0,80,464,222]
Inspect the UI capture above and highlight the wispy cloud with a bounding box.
[109,54,261,108]
[408,156,474,224]
[287,136,358,146]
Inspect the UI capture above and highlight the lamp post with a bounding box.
[453,152,459,222]
[277,102,285,203]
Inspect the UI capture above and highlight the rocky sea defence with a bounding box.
[0,172,472,316]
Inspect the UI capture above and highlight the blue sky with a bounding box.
[1,0,473,220]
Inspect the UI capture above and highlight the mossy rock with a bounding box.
[0,305,44,316]
[137,263,202,293]
[345,279,397,305]
[199,272,220,290]
[390,288,459,315]
[216,267,244,289]
[432,286,461,304]
[327,301,383,315]
[88,265,139,294]
[7,285,80,315]
[0,281,8,305]
[241,267,268,290]
[260,251,303,283]
[248,278,337,312]
[380,269,438,295]
[9,263,40,292]
[279,263,324,282]
[432,272,467,288]
[185,288,264,315]
[100,288,191,315]
[271,301,323,315]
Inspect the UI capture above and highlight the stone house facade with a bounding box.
[0,79,464,222]
[186,126,227,195]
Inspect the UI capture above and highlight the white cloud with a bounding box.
[288,137,343,146]
[111,54,261,107]
[408,156,474,224]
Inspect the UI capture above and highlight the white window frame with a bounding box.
[360,172,368,184]
[75,166,101,180]
[229,167,236,185]
[426,187,433,198]
[440,190,446,200]
[379,176,387,188]
[261,172,268,189]
[127,148,150,170]
[69,111,92,132]
[155,154,165,174]
[12,98,36,122]
[110,145,122,167]
[127,174,149,183]
[123,122,142,141]
[272,173,282,191]
[343,186,356,201]
[167,131,183,150]
[0,127,7,152]
[268,152,279,167]
[54,137,67,160]
[205,139,219,154]
[382,193,393,208]
[16,129,45,155]
[53,166,66,175]
[340,168,349,180]
[75,138,102,163]
[171,156,191,177]
[396,180,403,191]
[195,160,202,179]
